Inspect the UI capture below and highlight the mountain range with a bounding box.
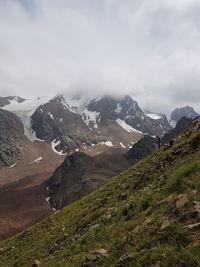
[0,93,199,242]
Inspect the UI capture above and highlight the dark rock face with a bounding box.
[46,151,131,210]
[161,117,194,145]
[0,96,25,107]
[86,95,171,136]
[127,135,157,162]
[0,109,24,167]
[31,95,100,153]
[0,136,22,168]
[171,106,199,124]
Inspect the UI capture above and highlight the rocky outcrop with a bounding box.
[161,117,194,145]
[127,135,157,162]
[0,109,24,167]
[46,150,131,210]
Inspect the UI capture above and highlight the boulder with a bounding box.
[186,222,200,231]
[176,194,189,209]
[160,220,171,230]
[117,253,134,266]
[32,260,41,267]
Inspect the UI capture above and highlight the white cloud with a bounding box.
[0,0,200,115]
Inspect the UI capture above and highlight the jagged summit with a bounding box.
[170,105,199,126]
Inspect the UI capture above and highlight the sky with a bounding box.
[0,0,200,114]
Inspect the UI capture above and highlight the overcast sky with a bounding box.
[1,0,200,114]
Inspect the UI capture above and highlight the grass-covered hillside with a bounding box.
[1,120,200,266]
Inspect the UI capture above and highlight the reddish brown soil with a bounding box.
[0,172,53,240]
[0,139,64,241]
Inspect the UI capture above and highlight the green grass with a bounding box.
[1,122,200,266]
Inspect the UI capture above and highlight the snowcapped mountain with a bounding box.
[170,106,199,126]
[1,93,172,157]
[83,95,171,137]
[144,109,172,134]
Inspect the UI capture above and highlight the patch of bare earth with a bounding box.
[0,139,64,240]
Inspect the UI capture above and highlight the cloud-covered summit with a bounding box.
[0,0,200,114]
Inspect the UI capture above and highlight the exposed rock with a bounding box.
[160,220,171,230]
[191,134,200,149]
[84,249,108,265]
[186,222,200,231]
[117,253,134,266]
[162,117,193,145]
[46,151,131,210]
[132,226,140,233]
[176,194,189,209]
[0,109,24,168]
[157,195,173,206]
[0,247,4,253]
[127,135,157,162]
[191,201,200,217]
[32,260,41,267]
[144,217,153,226]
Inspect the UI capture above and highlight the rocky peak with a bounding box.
[171,106,199,124]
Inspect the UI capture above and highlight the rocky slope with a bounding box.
[161,116,194,145]
[46,116,189,212]
[0,109,24,168]
[1,119,200,266]
[144,109,171,134]
[170,105,199,126]
[46,150,131,210]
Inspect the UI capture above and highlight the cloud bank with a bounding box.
[0,0,200,114]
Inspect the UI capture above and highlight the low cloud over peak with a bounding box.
[0,0,200,115]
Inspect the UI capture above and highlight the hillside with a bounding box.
[1,120,200,266]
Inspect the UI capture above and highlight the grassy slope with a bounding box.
[1,121,200,266]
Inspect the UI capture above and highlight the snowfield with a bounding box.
[146,113,161,120]
[116,119,143,134]
[2,96,51,142]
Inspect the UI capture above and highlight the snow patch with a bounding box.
[51,139,66,156]
[98,141,114,147]
[120,142,126,148]
[81,108,100,129]
[9,163,16,168]
[116,119,143,134]
[48,112,54,120]
[114,104,122,114]
[169,120,176,128]
[146,113,161,120]
[33,157,43,163]
[45,197,51,205]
